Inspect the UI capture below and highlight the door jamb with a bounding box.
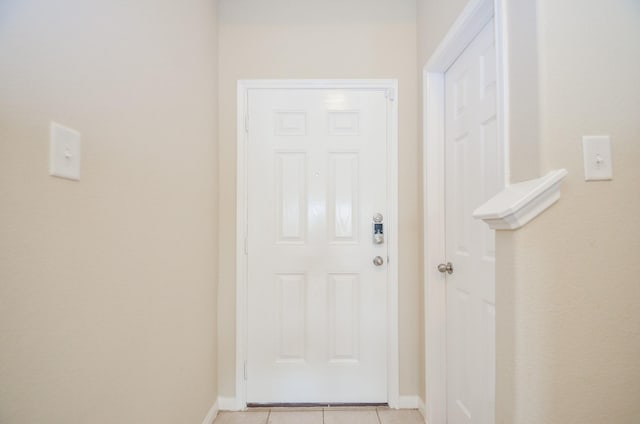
[423,0,509,422]
[236,79,399,410]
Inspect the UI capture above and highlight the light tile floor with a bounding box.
[213,407,424,424]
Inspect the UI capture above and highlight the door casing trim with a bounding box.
[423,0,509,422]
[236,79,399,410]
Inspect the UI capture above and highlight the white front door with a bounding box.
[246,87,390,404]
[444,20,501,423]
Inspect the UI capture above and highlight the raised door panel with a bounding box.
[275,153,307,244]
[275,274,307,363]
[328,273,360,363]
[328,153,359,243]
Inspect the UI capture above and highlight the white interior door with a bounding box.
[444,20,501,424]
[246,87,390,404]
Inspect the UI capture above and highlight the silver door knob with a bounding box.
[373,256,384,266]
[437,262,453,274]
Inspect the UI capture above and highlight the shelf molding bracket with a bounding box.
[473,169,568,230]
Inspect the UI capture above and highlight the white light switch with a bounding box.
[582,135,612,181]
[50,122,81,180]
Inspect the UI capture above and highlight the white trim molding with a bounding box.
[417,396,427,423]
[473,169,568,229]
[236,79,400,409]
[423,69,447,424]
[397,395,423,410]
[425,0,494,71]
[422,0,506,423]
[201,401,219,424]
[217,396,241,412]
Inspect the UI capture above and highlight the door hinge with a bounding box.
[244,113,249,133]
[385,88,395,101]
[243,360,248,380]
[244,236,248,255]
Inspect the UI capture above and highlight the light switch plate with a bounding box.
[582,135,612,181]
[50,122,81,180]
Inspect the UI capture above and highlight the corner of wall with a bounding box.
[202,401,220,424]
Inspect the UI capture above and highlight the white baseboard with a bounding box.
[397,395,421,409]
[417,396,427,423]
[201,401,219,424]
[218,396,243,411]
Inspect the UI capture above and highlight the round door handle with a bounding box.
[437,262,453,274]
[373,256,384,266]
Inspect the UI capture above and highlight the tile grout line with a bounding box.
[265,409,271,424]
[375,407,382,424]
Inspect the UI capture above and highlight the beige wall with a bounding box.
[416,0,467,67]
[0,1,219,423]
[419,0,640,422]
[217,0,421,398]
[418,0,541,183]
[497,0,640,422]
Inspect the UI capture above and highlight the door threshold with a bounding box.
[247,402,388,408]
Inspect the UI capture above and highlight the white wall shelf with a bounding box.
[473,169,568,230]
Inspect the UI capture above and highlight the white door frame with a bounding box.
[423,0,509,422]
[236,79,399,410]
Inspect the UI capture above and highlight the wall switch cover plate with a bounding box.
[50,122,81,181]
[582,135,612,181]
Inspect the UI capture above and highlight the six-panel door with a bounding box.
[445,19,501,424]
[246,88,389,403]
